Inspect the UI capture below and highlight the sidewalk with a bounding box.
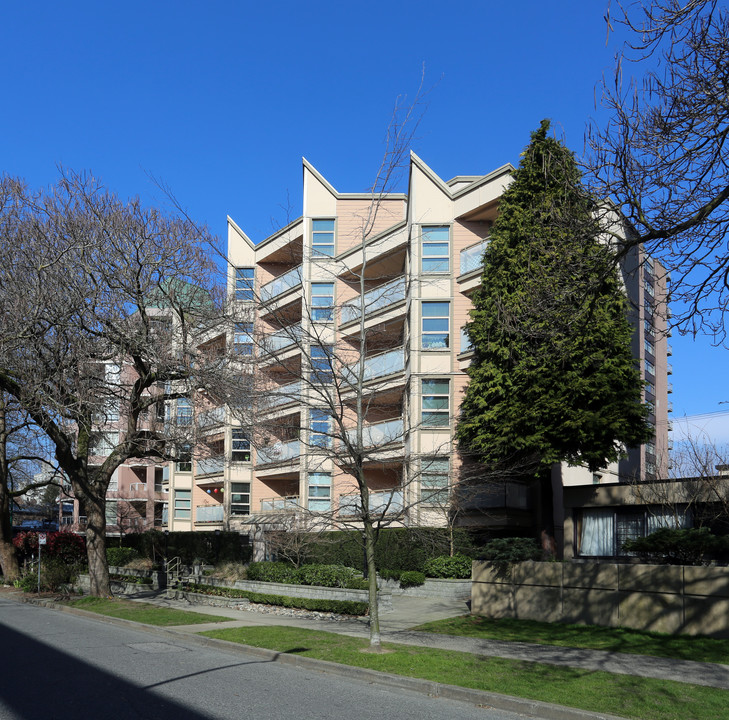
[142,590,729,690]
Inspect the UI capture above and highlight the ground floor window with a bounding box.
[578,507,691,557]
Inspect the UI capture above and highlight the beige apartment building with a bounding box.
[159,153,670,558]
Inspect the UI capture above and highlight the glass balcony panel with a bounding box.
[343,348,405,385]
[196,505,224,522]
[257,439,300,465]
[196,457,225,476]
[459,240,489,275]
[265,381,301,409]
[341,278,406,324]
[264,323,302,353]
[198,406,225,428]
[345,418,403,448]
[338,489,404,517]
[260,265,303,302]
[260,496,300,512]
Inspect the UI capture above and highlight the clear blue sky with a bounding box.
[1,0,726,429]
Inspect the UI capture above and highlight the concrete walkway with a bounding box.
[138,591,729,690]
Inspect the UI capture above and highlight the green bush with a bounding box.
[246,561,298,583]
[185,583,368,615]
[423,554,473,579]
[399,570,426,588]
[14,557,82,593]
[344,577,370,590]
[480,537,542,578]
[378,568,401,582]
[120,530,253,565]
[623,527,729,565]
[294,564,357,588]
[107,547,140,567]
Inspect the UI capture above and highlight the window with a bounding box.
[644,338,654,357]
[646,440,656,457]
[644,319,655,338]
[105,500,118,526]
[174,490,191,519]
[235,268,255,301]
[312,219,335,257]
[176,398,193,426]
[310,345,333,383]
[421,302,450,349]
[645,381,655,397]
[421,458,449,505]
[234,322,254,355]
[308,472,331,512]
[310,409,332,447]
[230,482,250,515]
[421,226,450,272]
[422,379,450,427]
[89,431,119,456]
[645,282,655,298]
[645,359,655,377]
[176,445,192,472]
[232,428,251,462]
[311,283,334,322]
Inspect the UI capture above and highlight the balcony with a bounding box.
[196,457,225,477]
[260,496,300,513]
[196,505,224,523]
[345,418,404,448]
[459,239,489,275]
[667,344,673,356]
[260,265,303,302]
[338,489,404,518]
[263,381,301,411]
[343,348,405,385]
[340,278,406,325]
[257,439,300,466]
[262,323,302,354]
[198,406,225,429]
[667,363,673,375]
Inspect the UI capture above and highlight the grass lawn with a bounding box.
[200,625,728,720]
[411,616,729,665]
[66,597,230,626]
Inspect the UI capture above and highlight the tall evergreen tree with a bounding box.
[457,120,651,475]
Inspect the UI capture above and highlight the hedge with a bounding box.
[423,554,473,579]
[184,583,368,616]
[116,530,252,565]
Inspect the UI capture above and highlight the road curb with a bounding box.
[20,596,628,720]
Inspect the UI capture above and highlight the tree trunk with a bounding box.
[363,520,381,649]
[83,498,111,596]
[0,488,19,581]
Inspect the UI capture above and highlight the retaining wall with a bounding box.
[472,560,729,637]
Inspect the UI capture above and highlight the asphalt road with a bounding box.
[0,596,528,720]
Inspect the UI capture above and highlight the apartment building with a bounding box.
[163,153,670,557]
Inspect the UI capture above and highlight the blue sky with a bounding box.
[2,1,727,434]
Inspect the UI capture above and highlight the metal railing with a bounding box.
[340,277,406,324]
[256,439,300,466]
[260,265,303,302]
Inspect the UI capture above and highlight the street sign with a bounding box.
[38,533,47,545]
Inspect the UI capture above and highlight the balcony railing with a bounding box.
[264,381,301,410]
[257,439,300,466]
[260,265,303,302]
[459,240,489,275]
[345,418,404,448]
[196,457,225,476]
[196,505,224,523]
[198,406,225,429]
[338,489,404,518]
[667,362,673,375]
[343,348,405,385]
[340,277,406,324]
[260,496,300,512]
[263,323,302,353]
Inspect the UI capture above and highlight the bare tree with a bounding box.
[0,171,235,595]
[0,392,63,581]
[589,0,729,339]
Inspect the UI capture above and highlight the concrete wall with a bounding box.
[472,560,729,637]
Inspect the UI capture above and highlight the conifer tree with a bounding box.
[457,120,651,475]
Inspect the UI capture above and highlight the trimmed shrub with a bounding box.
[120,530,252,565]
[294,564,357,588]
[378,569,401,582]
[423,554,473,579]
[246,561,298,584]
[185,583,368,616]
[623,527,729,565]
[480,537,541,578]
[399,571,425,588]
[344,577,369,590]
[107,547,140,567]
